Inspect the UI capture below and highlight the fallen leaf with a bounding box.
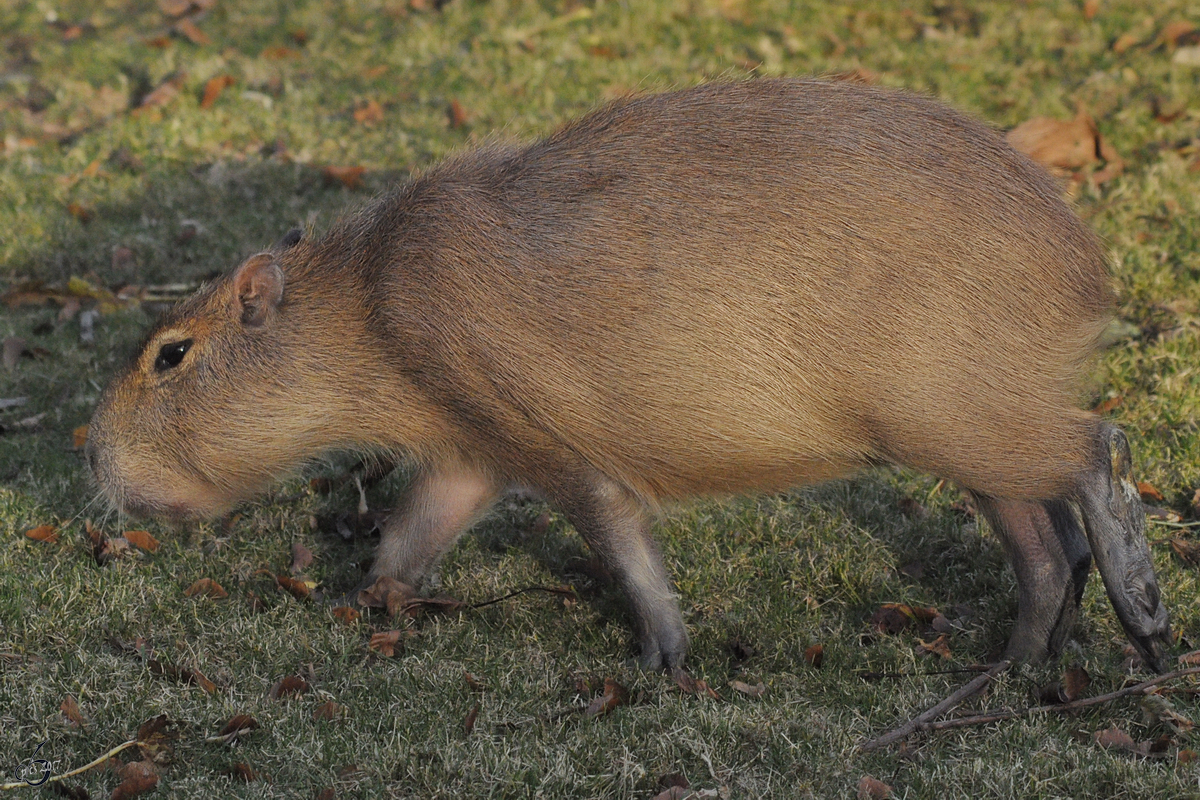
[1063,665,1091,702]
[1093,395,1123,414]
[871,603,939,634]
[136,715,179,762]
[804,643,824,668]
[61,695,85,727]
[464,671,485,691]
[1095,725,1136,751]
[464,702,479,735]
[323,165,366,189]
[111,761,158,799]
[651,788,691,800]
[672,667,721,699]
[175,18,210,45]
[276,573,316,599]
[269,675,309,699]
[124,530,160,552]
[730,680,766,697]
[262,45,302,60]
[1007,111,1101,172]
[1082,0,1099,20]
[72,425,89,449]
[857,775,893,799]
[1112,31,1142,54]
[199,74,234,109]
[1161,21,1199,49]
[215,714,258,742]
[138,74,185,109]
[1169,538,1200,566]
[1179,650,1200,666]
[1138,482,1165,502]
[1179,749,1198,764]
[1142,694,1194,733]
[25,525,58,544]
[313,701,343,721]
[448,98,469,129]
[369,630,406,657]
[584,678,629,718]
[353,99,384,124]
[917,633,952,659]
[357,575,416,608]
[184,578,228,599]
[331,606,360,624]
[290,542,314,573]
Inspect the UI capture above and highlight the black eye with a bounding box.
[154,339,193,372]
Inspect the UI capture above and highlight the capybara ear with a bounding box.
[232,253,284,327]
[276,228,303,250]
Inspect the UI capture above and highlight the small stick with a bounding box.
[859,659,1011,752]
[920,665,1200,733]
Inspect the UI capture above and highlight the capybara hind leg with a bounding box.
[1075,423,1171,671]
[358,463,498,592]
[553,475,688,670]
[974,496,1089,663]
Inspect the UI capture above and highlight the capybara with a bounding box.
[87,79,1171,670]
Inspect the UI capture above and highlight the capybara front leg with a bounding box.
[1075,423,1171,672]
[554,474,688,670]
[975,496,1089,663]
[359,462,498,591]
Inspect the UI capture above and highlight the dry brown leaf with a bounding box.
[262,45,302,60]
[276,573,315,599]
[323,165,366,189]
[111,761,158,799]
[357,575,416,608]
[1138,482,1165,502]
[138,74,184,109]
[1161,21,1199,49]
[67,202,93,223]
[184,578,228,599]
[651,788,690,800]
[804,643,824,668]
[331,606,360,625]
[175,18,210,45]
[290,542,314,573]
[1063,665,1090,702]
[448,98,469,129]
[1179,749,1198,764]
[124,530,160,552]
[72,424,89,449]
[1095,725,1136,751]
[1178,650,1200,666]
[269,675,309,700]
[25,525,58,544]
[136,715,178,762]
[917,633,952,659]
[857,775,893,799]
[1007,112,1100,172]
[353,99,385,124]
[369,630,406,657]
[1112,31,1141,54]
[216,714,258,740]
[1082,0,1099,20]
[730,680,766,698]
[61,695,85,727]
[199,74,234,109]
[672,667,721,699]
[1093,395,1122,414]
[584,678,629,718]
[313,701,343,721]
[1169,538,1200,566]
[464,702,479,735]
[871,603,938,634]
[464,671,485,691]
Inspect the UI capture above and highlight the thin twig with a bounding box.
[469,586,574,610]
[0,739,138,791]
[919,665,1200,733]
[859,659,1012,752]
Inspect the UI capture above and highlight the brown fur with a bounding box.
[88,79,1169,669]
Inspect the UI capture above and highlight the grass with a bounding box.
[3,0,1200,797]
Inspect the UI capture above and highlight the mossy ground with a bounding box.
[3,1,1200,797]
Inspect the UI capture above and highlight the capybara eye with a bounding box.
[154,339,193,372]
